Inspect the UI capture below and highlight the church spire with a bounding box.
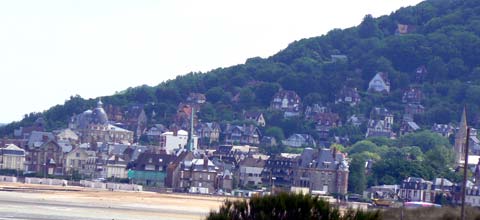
[454,107,468,166]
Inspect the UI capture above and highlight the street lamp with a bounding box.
[16,160,20,178]
[271,177,276,195]
[70,164,73,181]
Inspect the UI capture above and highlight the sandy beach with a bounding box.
[0,182,227,220]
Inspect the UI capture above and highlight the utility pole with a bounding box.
[461,127,470,220]
[187,107,195,151]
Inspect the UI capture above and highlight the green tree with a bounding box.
[348,156,367,194]
[358,14,383,38]
[206,87,225,104]
[424,145,454,171]
[427,56,448,82]
[348,140,387,155]
[198,102,217,122]
[254,82,280,106]
[238,88,256,108]
[264,126,285,142]
[370,159,434,186]
[303,93,324,107]
[397,130,451,152]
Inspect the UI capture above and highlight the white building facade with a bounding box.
[160,130,198,153]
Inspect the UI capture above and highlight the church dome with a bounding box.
[91,99,109,125]
[74,110,92,129]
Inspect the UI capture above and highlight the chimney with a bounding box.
[173,128,178,136]
[332,147,337,159]
[42,135,49,142]
[203,156,208,168]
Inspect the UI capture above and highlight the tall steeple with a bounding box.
[454,107,468,166]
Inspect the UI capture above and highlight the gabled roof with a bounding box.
[3,144,24,151]
[312,112,341,124]
[68,147,95,157]
[297,148,348,171]
[107,155,127,165]
[368,72,390,93]
[370,107,392,118]
[239,157,265,168]
[299,148,315,167]
[196,122,221,132]
[27,131,55,148]
[404,177,430,183]
[338,86,360,99]
[433,178,453,187]
[285,133,315,143]
[471,136,480,144]
[407,121,420,130]
[57,140,73,153]
[55,128,79,140]
[109,144,130,156]
[106,124,131,133]
[244,111,263,120]
[39,140,62,151]
[272,90,301,101]
[223,124,260,136]
[131,145,149,161]
[0,144,25,156]
[189,157,218,172]
[133,152,175,168]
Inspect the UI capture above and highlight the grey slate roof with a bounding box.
[27,131,55,149]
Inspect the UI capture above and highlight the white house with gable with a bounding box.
[368,72,390,94]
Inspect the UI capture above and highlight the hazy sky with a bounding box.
[0,0,423,123]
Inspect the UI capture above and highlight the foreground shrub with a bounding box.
[206,192,380,220]
[381,206,480,220]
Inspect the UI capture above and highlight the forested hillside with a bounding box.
[2,0,480,192]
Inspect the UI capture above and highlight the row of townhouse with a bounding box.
[234,147,350,195]
[123,145,350,195]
